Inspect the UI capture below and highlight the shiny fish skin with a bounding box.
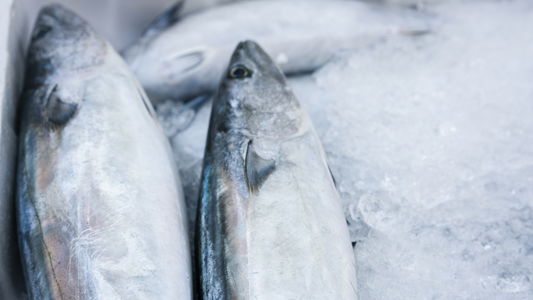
[16,5,192,299]
[196,40,357,299]
[122,0,432,103]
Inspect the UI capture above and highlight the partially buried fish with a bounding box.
[122,0,432,103]
[16,5,192,299]
[196,40,357,299]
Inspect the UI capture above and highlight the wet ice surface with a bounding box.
[157,0,533,298]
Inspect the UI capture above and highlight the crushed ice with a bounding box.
[162,0,533,298]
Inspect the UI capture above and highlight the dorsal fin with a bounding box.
[245,140,276,194]
[141,0,184,37]
[45,85,78,125]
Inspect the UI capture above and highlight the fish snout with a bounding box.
[229,40,286,84]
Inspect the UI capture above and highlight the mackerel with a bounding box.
[196,40,357,299]
[17,5,192,299]
[122,0,431,103]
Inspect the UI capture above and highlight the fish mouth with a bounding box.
[36,4,87,29]
[230,40,286,84]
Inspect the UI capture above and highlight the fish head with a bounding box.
[22,4,107,128]
[224,40,286,98]
[26,4,106,89]
[215,40,304,138]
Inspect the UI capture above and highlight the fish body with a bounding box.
[17,5,192,299]
[196,40,357,299]
[122,0,431,103]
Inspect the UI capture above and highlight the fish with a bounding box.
[178,0,354,16]
[196,40,357,299]
[16,5,192,299]
[122,0,432,103]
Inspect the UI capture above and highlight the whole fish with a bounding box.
[122,0,431,103]
[16,5,192,299]
[196,40,357,299]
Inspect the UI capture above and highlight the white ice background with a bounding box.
[156,0,533,298]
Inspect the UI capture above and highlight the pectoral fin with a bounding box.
[45,85,78,125]
[245,140,276,195]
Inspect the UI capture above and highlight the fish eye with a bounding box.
[32,25,52,41]
[229,66,251,79]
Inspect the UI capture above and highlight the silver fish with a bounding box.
[122,0,431,103]
[178,0,359,16]
[16,5,192,299]
[196,40,357,299]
